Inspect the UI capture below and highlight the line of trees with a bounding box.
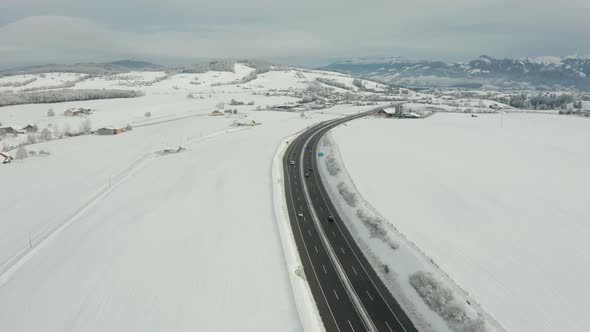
[315,77,354,91]
[0,77,37,88]
[0,89,144,107]
[20,75,92,92]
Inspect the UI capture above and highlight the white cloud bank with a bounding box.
[1,0,590,67]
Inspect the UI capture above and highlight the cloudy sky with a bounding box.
[1,0,589,68]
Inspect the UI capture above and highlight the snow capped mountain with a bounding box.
[323,55,590,90]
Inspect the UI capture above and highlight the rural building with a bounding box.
[22,124,38,133]
[0,126,20,135]
[1,152,13,164]
[64,108,94,117]
[403,112,422,118]
[210,110,224,116]
[376,108,395,118]
[96,127,126,135]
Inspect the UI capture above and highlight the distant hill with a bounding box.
[322,55,590,90]
[0,60,164,76]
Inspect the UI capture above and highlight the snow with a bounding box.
[0,73,83,93]
[526,56,563,66]
[330,113,590,332]
[317,132,500,332]
[0,62,373,331]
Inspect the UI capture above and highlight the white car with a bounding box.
[298,212,304,217]
[290,160,295,165]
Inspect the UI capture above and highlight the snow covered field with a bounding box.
[330,113,590,332]
[0,63,373,331]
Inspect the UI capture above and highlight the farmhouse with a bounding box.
[210,110,223,116]
[0,126,20,135]
[376,108,395,118]
[22,124,38,133]
[96,127,126,135]
[64,108,93,117]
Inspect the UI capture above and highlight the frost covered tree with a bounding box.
[352,79,365,89]
[79,118,92,134]
[15,146,28,160]
[26,134,37,144]
[478,99,486,109]
[64,123,72,135]
[216,102,225,110]
[47,108,55,117]
[41,128,52,141]
[125,124,133,131]
[300,111,305,119]
[144,112,152,118]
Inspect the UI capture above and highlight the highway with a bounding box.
[283,107,418,332]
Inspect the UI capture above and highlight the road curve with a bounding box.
[283,107,418,332]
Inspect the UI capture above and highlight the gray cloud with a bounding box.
[1,0,589,67]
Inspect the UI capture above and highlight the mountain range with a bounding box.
[322,55,590,90]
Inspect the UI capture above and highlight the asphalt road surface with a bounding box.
[283,107,418,332]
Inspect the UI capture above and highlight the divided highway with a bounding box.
[283,108,418,332]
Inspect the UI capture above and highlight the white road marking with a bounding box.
[333,289,339,300]
[347,320,355,332]
[385,321,393,332]
[322,265,327,274]
[314,245,319,253]
[351,266,358,276]
[340,247,346,254]
[366,290,374,302]
[307,229,312,237]
[332,231,336,238]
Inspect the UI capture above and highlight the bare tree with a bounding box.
[79,118,92,134]
[26,133,37,144]
[47,108,55,117]
[144,111,152,118]
[16,146,28,160]
[41,128,52,141]
[300,111,305,119]
[216,102,225,110]
[63,123,72,135]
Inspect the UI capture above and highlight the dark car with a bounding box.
[327,216,335,222]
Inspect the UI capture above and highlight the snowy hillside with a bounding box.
[323,55,590,90]
[0,62,387,332]
[329,113,590,332]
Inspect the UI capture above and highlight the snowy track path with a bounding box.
[0,154,152,288]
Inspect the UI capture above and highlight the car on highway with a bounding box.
[298,212,303,217]
[327,215,335,222]
[305,172,310,177]
[290,160,295,165]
